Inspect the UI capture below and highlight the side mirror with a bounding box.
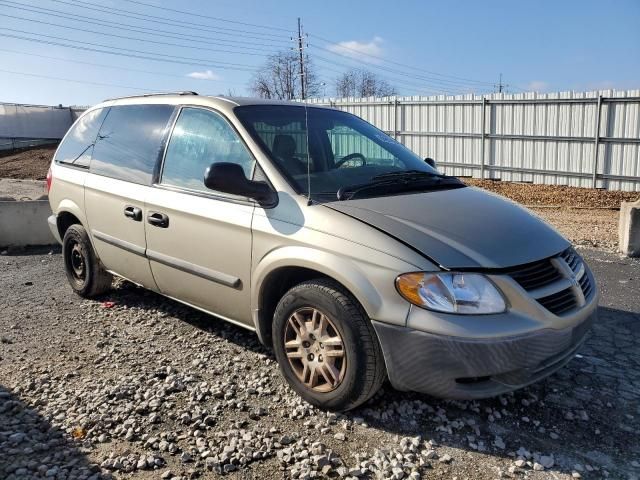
[204,162,276,206]
[425,157,437,169]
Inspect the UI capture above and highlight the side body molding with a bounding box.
[91,230,242,290]
[92,230,146,257]
[146,249,242,289]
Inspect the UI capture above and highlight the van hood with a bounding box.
[326,187,569,269]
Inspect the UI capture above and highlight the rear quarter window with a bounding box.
[90,104,175,185]
[54,108,108,168]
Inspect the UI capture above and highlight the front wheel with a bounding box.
[272,279,386,411]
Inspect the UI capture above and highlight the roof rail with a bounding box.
[103,91,199,101]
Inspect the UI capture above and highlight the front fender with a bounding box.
[251,245,417,341]
[252,246,384,320]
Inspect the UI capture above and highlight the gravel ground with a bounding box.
[528,208,620,252]
[1,248,639,480]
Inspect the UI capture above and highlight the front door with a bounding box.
[144,107,255,325]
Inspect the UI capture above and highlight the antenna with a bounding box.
[304,103,312,205]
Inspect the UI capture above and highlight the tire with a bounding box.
[62,224,112,298]
[272,278,386,411]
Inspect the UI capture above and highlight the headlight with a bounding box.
[395,272,506,314]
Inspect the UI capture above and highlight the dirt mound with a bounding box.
[0,144,58,180]
[465,178,639,209]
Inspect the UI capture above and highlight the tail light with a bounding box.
[46,167,53,194]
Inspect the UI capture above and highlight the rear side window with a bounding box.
[54,108,107,168]
[90,104,175,184]
[161,107,254,193]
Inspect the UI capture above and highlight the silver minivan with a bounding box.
[47,92,598,411]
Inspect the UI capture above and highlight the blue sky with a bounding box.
[0,0,639,106]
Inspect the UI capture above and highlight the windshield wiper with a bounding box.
[370,170,442,181]
[337,174,464,201]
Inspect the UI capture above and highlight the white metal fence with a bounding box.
[308,89,640,191]
[0,102,85,151]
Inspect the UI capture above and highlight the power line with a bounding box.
[0,0,493,97]
[312,58,468,96]
[0,29,259,72]
[1,12,274,57]
[311,53,477,95]
[304,51,465,96]
[0,27,260,69]
[0,0,281,50]
[2,13,460,96]
[310,44,491,91]
[0,67,163,92]
[120,0,292,33]
[0,48,231,83]
[310,33,495,87]
[48,0,292,41]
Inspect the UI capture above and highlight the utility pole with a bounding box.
[297,17,306,100]
[495,73,509,93]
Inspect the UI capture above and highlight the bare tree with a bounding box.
[335,69,397,97]
[249,51,320,100]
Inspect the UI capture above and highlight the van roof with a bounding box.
[101,92,322,109]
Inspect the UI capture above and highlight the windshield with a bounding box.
[235,105,445,201]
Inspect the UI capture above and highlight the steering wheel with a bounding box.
[335,152,367,168]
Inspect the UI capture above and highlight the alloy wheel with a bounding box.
[283,307,347,393]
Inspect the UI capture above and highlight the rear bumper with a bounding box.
[372,308,596,399]
[47,214,62,244]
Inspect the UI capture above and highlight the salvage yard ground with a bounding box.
[1,248,639,479]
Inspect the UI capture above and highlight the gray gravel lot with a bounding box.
[0,248,639,480]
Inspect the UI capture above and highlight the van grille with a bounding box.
[538,288,578,315]
[503,258,561,290]
[504,248,593,316]
[579,272,593,299]
[561,248,581,273]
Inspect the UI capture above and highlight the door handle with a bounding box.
[124,205,142,221]
[147,212,169,228]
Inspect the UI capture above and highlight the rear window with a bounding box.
[54,108,108,168]
[90,104,175,184]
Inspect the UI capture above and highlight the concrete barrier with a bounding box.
[0,200,56,248]
[619,199,640,257]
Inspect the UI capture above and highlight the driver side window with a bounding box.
[328,125,397,168]
[161,107,255,193]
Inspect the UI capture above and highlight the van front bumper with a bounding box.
[372,308,596,399]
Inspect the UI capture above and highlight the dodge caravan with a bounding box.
[47,93,598,410]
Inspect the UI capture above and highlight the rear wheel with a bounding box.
[62,224,112,298]
[272,279,386,411]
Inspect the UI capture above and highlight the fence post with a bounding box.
[393,97,399,140]
[480,98,487,179]
[592,94,603,188]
